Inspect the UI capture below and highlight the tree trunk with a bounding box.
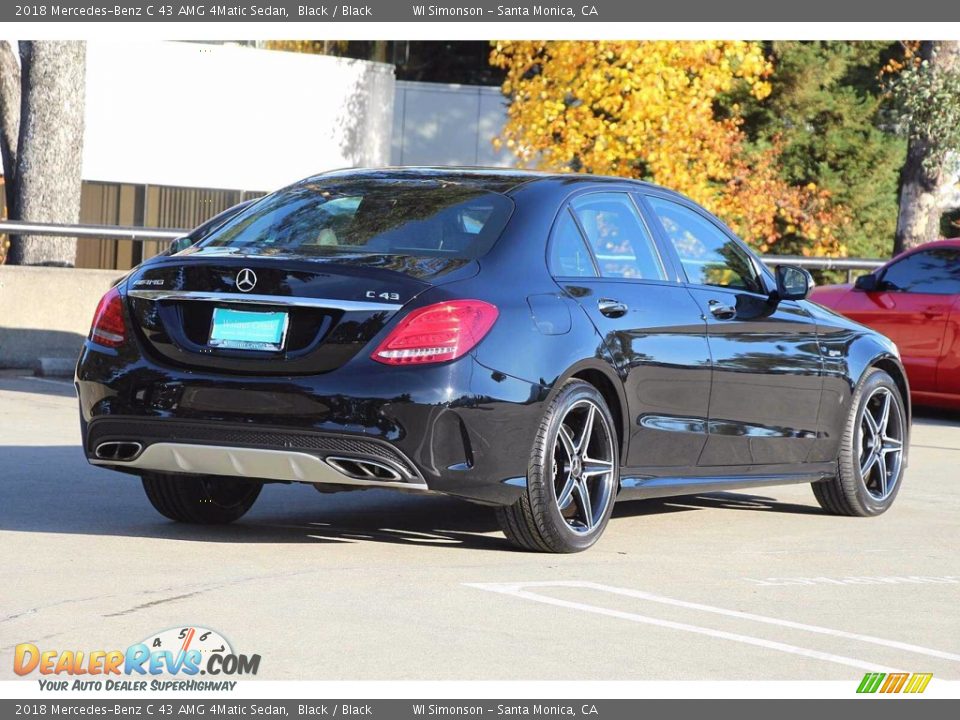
[0,41,19,264]
[8,41,86,267]
[894,41,960,255]
[0,41,20,215]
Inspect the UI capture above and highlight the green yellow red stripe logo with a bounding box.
[857,672,933,694]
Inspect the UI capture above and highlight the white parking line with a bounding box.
[745,575,960,587]
[466,580,960,671]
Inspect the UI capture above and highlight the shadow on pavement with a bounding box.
[0,445,830,551]
[654,491,826,516]
[0,328,85,372]
[0,373,76,399]
[912,406,960,425]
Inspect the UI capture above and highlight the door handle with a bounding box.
[708,299,737,320]
[598,298,628,318]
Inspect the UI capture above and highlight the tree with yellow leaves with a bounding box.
[490,41,847,256]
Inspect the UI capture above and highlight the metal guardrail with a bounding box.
[758,255,884,283]
[0,220,185,242]
[0,220,887,280]
[760,255,885,271]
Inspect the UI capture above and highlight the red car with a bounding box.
[812,239,960,409]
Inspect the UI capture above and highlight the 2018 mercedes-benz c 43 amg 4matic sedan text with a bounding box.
[76,168,911,553]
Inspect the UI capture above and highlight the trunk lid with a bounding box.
[125,249,475,374]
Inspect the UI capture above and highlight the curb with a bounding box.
[36,357,76,379]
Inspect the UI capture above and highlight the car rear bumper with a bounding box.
[77,341,545,505]
[91,440,431,492]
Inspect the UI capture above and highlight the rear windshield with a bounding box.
[199,180,514,260]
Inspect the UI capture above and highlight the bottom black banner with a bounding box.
[1,700,957,719]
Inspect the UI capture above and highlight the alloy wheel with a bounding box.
[552,399,616,533]
[857,387,905,501]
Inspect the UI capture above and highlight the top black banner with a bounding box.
[5,0,959,22]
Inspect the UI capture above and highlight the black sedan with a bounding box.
[77,168,910,552]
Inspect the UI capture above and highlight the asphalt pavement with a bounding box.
[1,371,958,681]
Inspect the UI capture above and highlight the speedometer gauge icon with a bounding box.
[140,626,233,672]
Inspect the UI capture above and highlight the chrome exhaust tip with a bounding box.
[324,456,403,483]
[94,441,144,462]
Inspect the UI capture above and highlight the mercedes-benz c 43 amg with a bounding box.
[77,168,910,552]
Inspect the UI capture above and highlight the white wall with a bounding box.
[82,42,396,192]
[391,80,515,167]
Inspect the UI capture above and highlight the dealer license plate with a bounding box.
[208,307,288,352]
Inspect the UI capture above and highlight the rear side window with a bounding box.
[881,248,960,294]
[549,210,598,277]
[200,180,514,259]
[570,193,667,280]
[647,196,764,294]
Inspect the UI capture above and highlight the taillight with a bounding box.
[371,300,499,366]
[89,286,127,348]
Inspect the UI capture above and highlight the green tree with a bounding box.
[742,41,906,259]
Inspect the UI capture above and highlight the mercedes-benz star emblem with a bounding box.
[235,268,257,293]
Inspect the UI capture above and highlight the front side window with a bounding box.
[570,193,666,281]
[200,180,514,259]
[647,196,764,294]
[880,248,960,294]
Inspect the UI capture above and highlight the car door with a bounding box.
[938,294,960,397]
[840,248,960,392]
[549,191,712,469]
[643,194,823,467]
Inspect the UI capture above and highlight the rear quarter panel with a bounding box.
[454,180,633,461]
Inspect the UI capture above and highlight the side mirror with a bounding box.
[854,273,878,292]
[168,236,194,255]
[775,265,813,301]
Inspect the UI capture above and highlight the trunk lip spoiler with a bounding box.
[127,289,403,313]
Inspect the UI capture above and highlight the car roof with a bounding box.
[299,166,683,198]
[891,237,960,262]
[912,238,960,250]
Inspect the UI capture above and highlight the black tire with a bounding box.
[141,472,262,524]
[496,379,619,553]
[812,367,907,517]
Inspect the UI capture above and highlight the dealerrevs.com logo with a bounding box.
[14,626,260,692]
